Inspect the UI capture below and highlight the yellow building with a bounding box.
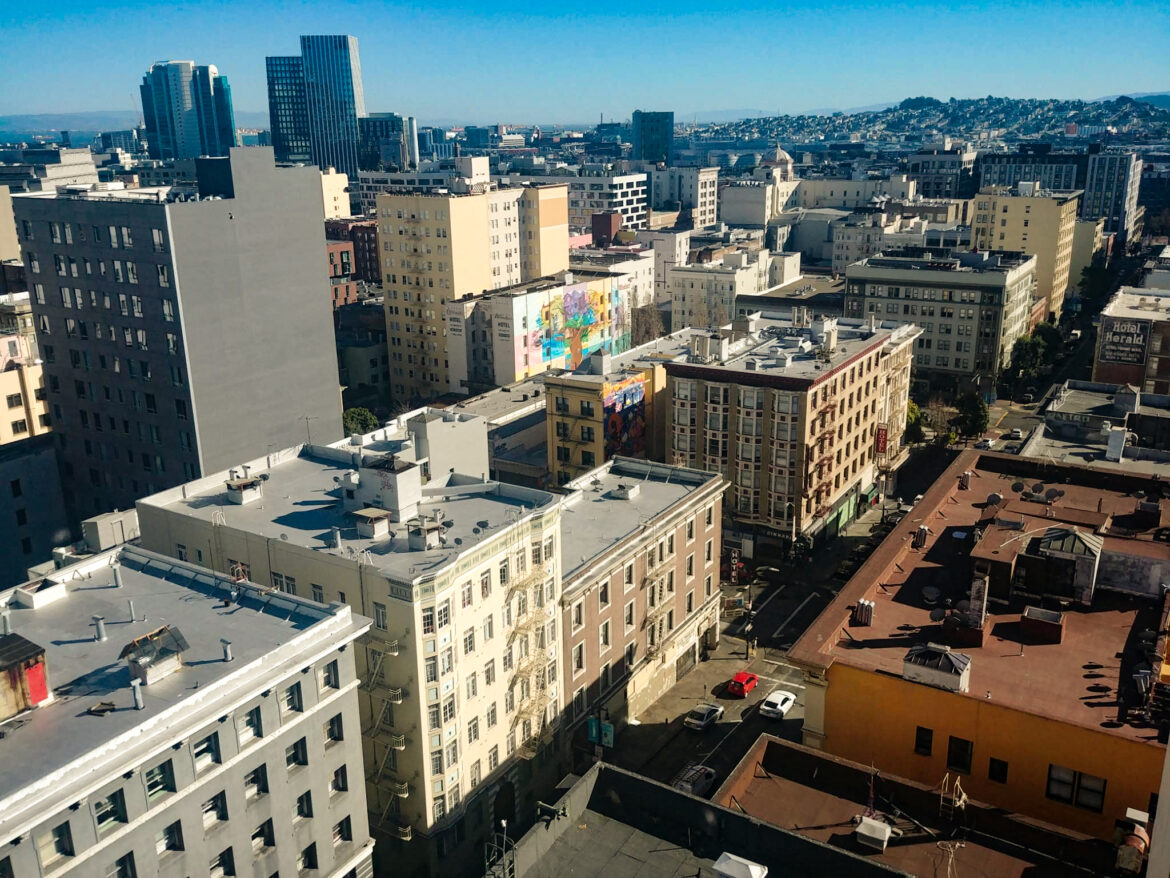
[1069,217,1106,294]
[319,167,350,219]
[377,181,568,404]
[790,451,1167,839]
[0,337,48,445]
[972,183,1080,320]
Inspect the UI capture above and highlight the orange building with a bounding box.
[788,450,1169,839]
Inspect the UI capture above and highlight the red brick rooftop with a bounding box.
[788,450,1170,744]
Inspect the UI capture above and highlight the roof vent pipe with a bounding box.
[241,464,251,478]
[221,639,233,662]
[92,615,107,642]
[112,563,123,588]
[332,526,342,549]
[130,679,144,710]
[1,609,10,636]
[127,600,137,623]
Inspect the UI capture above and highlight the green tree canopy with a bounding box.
[343,407,380,436]
[951,392,989,438]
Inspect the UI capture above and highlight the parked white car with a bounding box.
[758,689,797,719]
[975,438,996,450]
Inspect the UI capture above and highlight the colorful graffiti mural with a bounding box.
[603,374,648,458]
[523,278,631,371]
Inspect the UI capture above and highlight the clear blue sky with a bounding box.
[2,0,1168,125]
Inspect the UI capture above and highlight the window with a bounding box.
[686,554,694,578]
[251,819,275,851]
[471,760,482,788]
[462,581,473,608]
[988,757,1009,784]
[201,791,227,828]
[914,726,933,755]
[145,759,175,799]
[286,737,308,767]
[37,822,74,865]
[244,763,269,798]
[331,765,348,794]
[373,602,388,630]
[483,614,494,642]
[442,695,456,723]
[466,672,478,699]
[428,703,441,729]
[209,847,234,878]
[282,682,303,714]
[298,843,318,872]
[332,817,353,845]
[441,647,454,675]
[486,702,497,728]
[437,599,451,628]
[295,790,313,819]
[431,749,444,775]
[946,736,973,774]
[106,854,136,878]
[447,740,458,767]
[624,563,634,588]
[193,732,221,773]
[624,601,635,632]
[422,606,435,634]
[155,821,183,855]
[488,745,499,770]
[311,583,324,603]
[5,393,20,409]
[425,656,438,683]
[1047,764,1107,812]
[239,706,263,743]
[573,643,585,674]
[325,713,344,744]
[322,660,340,689]
[599,581,610,608]
[468,716,480,743]
[600,620,611,650]
[94,789,127,833]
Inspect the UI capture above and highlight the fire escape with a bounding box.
[811,393,838,520]
[360,631,413,840]
[508,558,554,759]
[642,568,671,660]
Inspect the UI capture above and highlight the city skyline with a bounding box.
[2,0,1168,124]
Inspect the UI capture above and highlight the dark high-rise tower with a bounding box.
[631,110,675,165]
[266,35,366,178]
[139,61,237,160]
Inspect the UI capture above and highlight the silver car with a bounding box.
[684,702,725,731]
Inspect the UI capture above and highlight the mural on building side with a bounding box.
[522,278,631,371]
[603,373,647,457]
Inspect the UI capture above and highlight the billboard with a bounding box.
[1099,316,1151,366]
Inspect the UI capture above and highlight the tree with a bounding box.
[1007,334,1046,385]
[951,392,989,438]
[1032,322,1063,364]
[343,407,380,436]
[905,401,926,444]
[631,304,666,345]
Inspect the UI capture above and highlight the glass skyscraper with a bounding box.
[139,61,238,160]
[266,35,366,179]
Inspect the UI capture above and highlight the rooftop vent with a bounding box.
[902,642,971,692]
[119,625,190,685]
[225,476,263,505]
[610,483,641,501]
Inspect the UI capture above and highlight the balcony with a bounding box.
[385,687,405,704]
[388,733,406,751]
[392,823,413,841]
[389,780,410,799]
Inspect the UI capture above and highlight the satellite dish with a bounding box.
[929,607,947,623]
[333,476,341,483]
[986,492,1003,506]
[442,520,454,528]
[280,533,288,541]
[454,538,463,546]
[1032,483,1045,493]
[1010,481,1025,493]
[472,527,480,535]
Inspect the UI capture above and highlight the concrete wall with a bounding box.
[169,148,343,471]
[0,186,19,262]
[0,436,70,587]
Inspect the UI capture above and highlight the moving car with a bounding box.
[671,763,718,797]
[727,671,759,698]
[758,689,798,719]
[684,702,725,731]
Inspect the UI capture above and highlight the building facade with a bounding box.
[639,164,718,227]
[320,168,350,219]
[359,114,419,172]
[504,171,648,235]
[325,218,379,283]
[666,314,920,555]
[845,248,1036,391]
[327,240,358,309]
[377,181,569,404]
[0,349,48,446]
[971,184,1080,320]
[667,249,780,330]
[139,61,238,161]
[0,543,374,878]
[445,268,634,395]
[267,36,366,179]
[0,435,70,587]
[905,148,978,199]
[631,111,674,165]
[0,147,99,194]
[1092,286,1170,392]
[13,148,343,519]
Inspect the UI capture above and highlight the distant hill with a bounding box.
[0,109,270,141]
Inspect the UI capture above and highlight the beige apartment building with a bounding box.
[133,411,725,876]
[972,183,1080,320]
[377,182,568,404]
[0,344,48,446]
[665,312,920,557]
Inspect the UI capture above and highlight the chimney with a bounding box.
[130,679,144,710]
[220,639,233,662]
[331,526,342,549]
[92,615,107,642]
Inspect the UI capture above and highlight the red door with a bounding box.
[25,661,48,704]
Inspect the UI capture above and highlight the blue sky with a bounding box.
[2,0,1168,124]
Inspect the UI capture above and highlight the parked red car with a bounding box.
[727,671,759,698]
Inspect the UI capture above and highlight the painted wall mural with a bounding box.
[603,373,648,457]
[517,278,631,373]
